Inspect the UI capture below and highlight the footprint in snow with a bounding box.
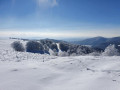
[112,80,116,82]
[11,69,18,72]
[32,68,37,69]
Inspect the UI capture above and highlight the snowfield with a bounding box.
[0,39,120,90]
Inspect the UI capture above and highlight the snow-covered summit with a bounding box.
[0,39,120,90]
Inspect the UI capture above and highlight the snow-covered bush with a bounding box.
[89,52,101,56]
[102,44,120,56]
[71,53,77,56]
[58,51,69,57]
[49,49,57,56]
[11,41,25,52]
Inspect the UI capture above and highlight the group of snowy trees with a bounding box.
[59,42,94,56]
[11,40,59,55]
[11,40,120,56]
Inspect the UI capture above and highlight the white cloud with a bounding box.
[0,28,120,38]
[37,0,58,8]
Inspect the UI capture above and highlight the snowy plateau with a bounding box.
[0,38,120,90]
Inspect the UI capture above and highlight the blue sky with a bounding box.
[0,0,120,38]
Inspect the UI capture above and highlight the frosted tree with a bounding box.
[11,41,25,52]
[26,41,44,54]
[102,44,120,56]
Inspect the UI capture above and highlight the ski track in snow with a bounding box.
[0,39,120,90]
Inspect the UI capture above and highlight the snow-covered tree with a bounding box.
[89,52,101,56]
[11,41,25,52]
[26,41,44,54]
[59,42,69,52]
[102,44,120,56]
[50,43,59,52]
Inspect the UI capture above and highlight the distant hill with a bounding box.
[41,38,66,43]
[71,36,120,50]
[71,36,107,45]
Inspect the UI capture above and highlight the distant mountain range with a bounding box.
[70,36,120,50]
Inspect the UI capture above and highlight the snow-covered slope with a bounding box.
[0,39,120,90]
